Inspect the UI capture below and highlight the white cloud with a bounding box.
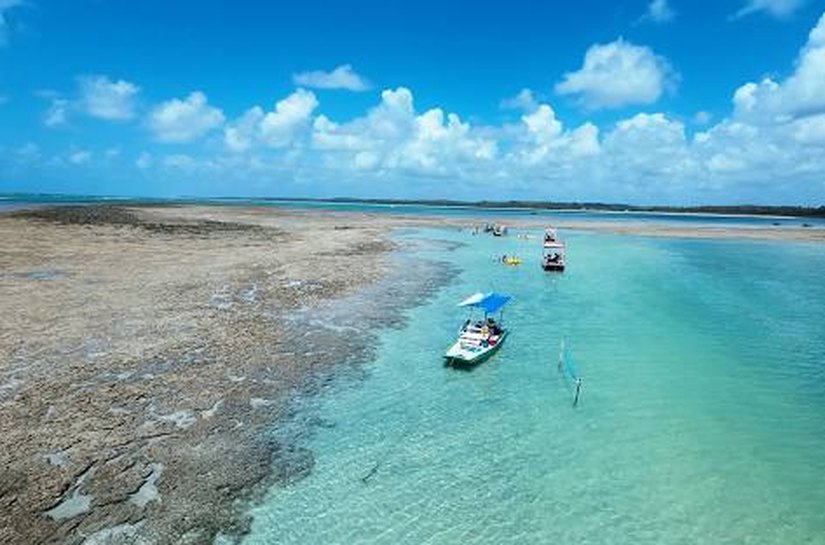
[44,98,69,128]
[260,89,319,147]
[224,107,264,152]
[292,64,370,91]
[555,39,677,110]
[0,0,23,47]
[735,0,808,19]
[732,12,825,121]
[136,152,153,169]
[78,75,140,120]
[509,103,601,166]
[36,76,140,126]
[500,88,539,111]
[642,0,676,23]
[147,91,225,143]
[522,105,563,143]
[605,113,689,162]
[68,150,92,165]
[224,88,319,151]
[311,87,496,175]
[10,12,825,204]
[694,110,713,125]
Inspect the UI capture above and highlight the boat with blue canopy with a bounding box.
[444,292,511,366]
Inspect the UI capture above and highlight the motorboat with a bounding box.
[445,292,511,366]
[492,224,508,237]
[542,227,566,272]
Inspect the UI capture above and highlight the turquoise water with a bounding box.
[241,228,825,544]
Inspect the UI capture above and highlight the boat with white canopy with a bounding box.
[542,227,566,272]
[444,292,511,366]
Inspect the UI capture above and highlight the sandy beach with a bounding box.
[1,204,822,544]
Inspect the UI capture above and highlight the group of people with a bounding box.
[462,317,502,337]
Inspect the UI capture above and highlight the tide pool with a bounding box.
[241,228,825,544]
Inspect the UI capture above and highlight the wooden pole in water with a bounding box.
[557,339,565,374]
[573,378,582,407]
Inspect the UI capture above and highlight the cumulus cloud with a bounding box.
[605,113,690,170]
[260,89,319,147]
[224,107,265,152]
[734,0,808,19]
[9,11,825,204]
[500,89,539,112]
[0,0,23,47]
[641,0,676,23]
[78,75,140,120]
[147,91,225,143]
[311,87,496,175]
[211,18,825,202]
[292,64,370,91]
[224,88,319,151]
[527,105,598,155]
[732,12,825,121]
[555,39,677,110]
[684,12,825,201]
[37,76,140,126]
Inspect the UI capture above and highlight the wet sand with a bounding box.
[366,213,825,243]
[1,204,821,544]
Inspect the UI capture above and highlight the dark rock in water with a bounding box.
[272,446,315,485]
[11,205,274,237]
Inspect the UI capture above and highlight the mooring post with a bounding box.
[558,339,565,373]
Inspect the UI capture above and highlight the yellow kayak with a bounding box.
[502,256,522,266]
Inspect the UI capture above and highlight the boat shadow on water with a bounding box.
[443,354,501,372]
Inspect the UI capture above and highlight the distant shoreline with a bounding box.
[272,197,825,219]
[2,193,824,220]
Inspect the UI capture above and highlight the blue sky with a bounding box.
[1,0,825,204]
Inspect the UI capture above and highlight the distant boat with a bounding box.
[501,255,522,266]
[542,227,566,272]
[492,224,508,236]
[445,292,511,366]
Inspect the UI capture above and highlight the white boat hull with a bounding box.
[444,330,508,365]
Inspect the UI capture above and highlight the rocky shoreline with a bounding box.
[0,205,452,544]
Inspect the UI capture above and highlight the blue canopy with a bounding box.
[458,292,511,314]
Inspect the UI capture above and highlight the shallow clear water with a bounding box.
[241,227,825,544]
